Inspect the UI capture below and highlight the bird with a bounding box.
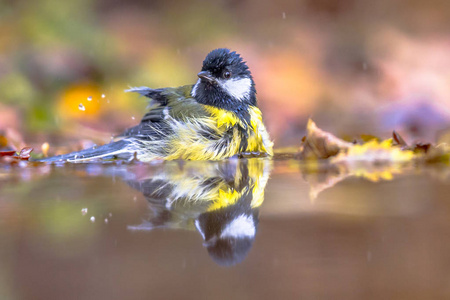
[38,48,273,163]
[125,158,272,266]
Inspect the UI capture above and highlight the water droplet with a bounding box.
[282,12,286,19]
[104,218,109,224]
[90,216,95,222]
[131,116,135,120]
[101,94,106,98]
[87,96,92,101]
[109,213,113,217]
[78,103,85,111]
[81,208,88,215]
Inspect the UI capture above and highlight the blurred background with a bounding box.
[1,0,450,152]
[2,3,450,298]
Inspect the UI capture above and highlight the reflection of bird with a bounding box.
[39,49,273,162]
[126,158,271,266]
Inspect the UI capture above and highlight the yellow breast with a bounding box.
[246,106,274,156]
[165,105,273,160]
[203,105,241,128]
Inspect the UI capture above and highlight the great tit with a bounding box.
[126,159,271,266]
[39,48,273,162]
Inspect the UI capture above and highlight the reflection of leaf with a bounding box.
[303,162,409,200]
[299,163,344,201]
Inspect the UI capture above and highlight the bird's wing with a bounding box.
[124,86,169,105]
[120,85,209,139]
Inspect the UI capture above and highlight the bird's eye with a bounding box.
[223,71,231,79]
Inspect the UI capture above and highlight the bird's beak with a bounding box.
[197,71,216,83]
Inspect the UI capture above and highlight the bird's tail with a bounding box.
[35,139,137,163]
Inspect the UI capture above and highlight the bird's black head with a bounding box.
[192,48,257,113]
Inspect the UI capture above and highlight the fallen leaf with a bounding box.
[331,139,414,163]
[298,119,352,159]
[298,119,415,163]
[392,131,407,147]
[0,150,16,157]
[18,147,33,160]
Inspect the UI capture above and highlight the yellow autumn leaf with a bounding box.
[332,138,414,163]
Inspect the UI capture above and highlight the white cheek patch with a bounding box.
[219,77,252,101]
[191,79,201,97]
[220,214,255,239]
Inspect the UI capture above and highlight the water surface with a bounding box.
[0,159,449,299]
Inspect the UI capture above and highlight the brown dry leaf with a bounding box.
[392,131,407,147]
[0,150,16,157]
[298,119,353,159]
